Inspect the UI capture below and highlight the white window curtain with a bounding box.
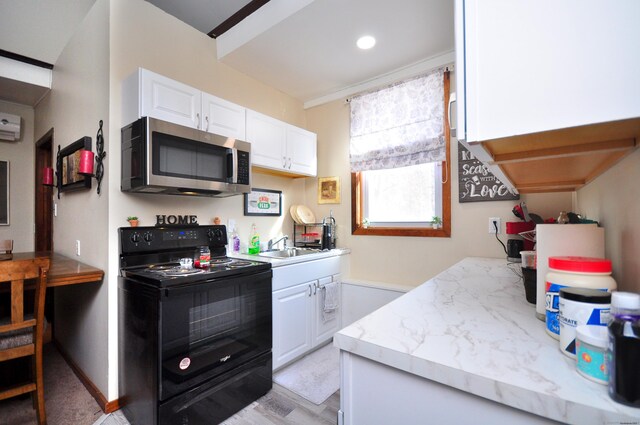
[349,68,445,172]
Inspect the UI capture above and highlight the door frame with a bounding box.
[35,128,54,252]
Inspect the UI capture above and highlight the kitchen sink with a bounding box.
[258,247,321,259]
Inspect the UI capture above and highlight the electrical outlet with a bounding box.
[488,217,501,234]
[75,240,81,256]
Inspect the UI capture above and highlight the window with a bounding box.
[350,69,451,237]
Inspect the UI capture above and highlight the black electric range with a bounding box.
[118,225,273,425]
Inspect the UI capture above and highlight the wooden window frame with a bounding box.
[351,70,451,238]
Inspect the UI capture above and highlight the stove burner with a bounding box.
[159,267,205,277]
[147,263,180,271]
[228,260,253,268]
[210,257,233,265]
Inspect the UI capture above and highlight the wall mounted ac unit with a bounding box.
[0,112,21,141]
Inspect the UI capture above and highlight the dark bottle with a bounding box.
[608,291,640,407]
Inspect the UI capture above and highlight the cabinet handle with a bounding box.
[313,282,317,295]
[288,157,292,169]
[196,113,200,129]
[308,284,312,297]
[283,156,287,168]
[205,115,210,132]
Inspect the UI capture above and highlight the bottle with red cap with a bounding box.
[545,256,617,339]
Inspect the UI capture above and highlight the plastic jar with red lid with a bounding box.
[545,256,617,340]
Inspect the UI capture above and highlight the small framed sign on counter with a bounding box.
[244,188,282,216]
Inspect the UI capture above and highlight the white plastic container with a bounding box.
[576,325,609,385]
[545,256,616,340]
[520,250,536,269]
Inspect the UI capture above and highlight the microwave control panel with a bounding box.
[237,150,250,185]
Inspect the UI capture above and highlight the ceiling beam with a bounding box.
[208,0,270,38]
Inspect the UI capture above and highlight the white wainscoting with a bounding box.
[341,280,410,327]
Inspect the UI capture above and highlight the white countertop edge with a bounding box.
[333,257,640,424]
[333,334,628,424]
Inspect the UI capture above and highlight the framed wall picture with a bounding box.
[318,176,340,204]
[244,188,282,216]
[0,160,8,225]
[58,136,92,193]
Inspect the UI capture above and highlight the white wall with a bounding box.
[305,87,574,287]
[106,0,314,400]
[0,101,35,252]
[577,148,640,292]
[34,0,111,395]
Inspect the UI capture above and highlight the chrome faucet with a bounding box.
[267,235,288,251]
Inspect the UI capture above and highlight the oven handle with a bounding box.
[162,270,272,298]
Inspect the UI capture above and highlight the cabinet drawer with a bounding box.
[272,256,340,292]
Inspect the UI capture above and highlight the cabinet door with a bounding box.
[313,276,340,347]
[459,0,640,143]
[246,110,287,171]
[140,69,201,129]
[272,281,314,370]
[201,93,246,140]
[286,125,317,176]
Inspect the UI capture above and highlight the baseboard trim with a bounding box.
[53,340,121,413]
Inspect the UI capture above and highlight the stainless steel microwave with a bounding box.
[121,117,251,197]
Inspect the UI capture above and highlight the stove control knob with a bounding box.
[143,232,154,243]
[208,228,224,241]
[130,232,141,244]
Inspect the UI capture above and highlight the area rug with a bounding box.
[273,343,340,405]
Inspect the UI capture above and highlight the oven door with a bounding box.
[159,269,272,400]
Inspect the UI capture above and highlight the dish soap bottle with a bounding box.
[231,227,240,254]
[248,223,260,255]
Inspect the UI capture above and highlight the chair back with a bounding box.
[0,257,50,361]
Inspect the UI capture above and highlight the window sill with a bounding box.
[352,225,450,238]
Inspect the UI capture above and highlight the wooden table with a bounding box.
[7,251,104,287]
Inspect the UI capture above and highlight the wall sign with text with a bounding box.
[458,143,519,203]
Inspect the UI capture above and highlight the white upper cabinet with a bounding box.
[246,110,287,170]
[456,0,640,143]
[123,68,317,177]
[122,68,201,129]
[246,109,317,177]
[201,93,246,140]
[286,125,318,176]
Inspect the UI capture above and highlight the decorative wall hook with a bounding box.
[95,120,106,195]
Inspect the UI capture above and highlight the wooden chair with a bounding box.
[0,239,12,254]
[0,257,50,425]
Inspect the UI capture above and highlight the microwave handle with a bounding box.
[229,148,238,183]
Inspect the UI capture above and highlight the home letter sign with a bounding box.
[156,215,198,226]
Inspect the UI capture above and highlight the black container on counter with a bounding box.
[522,267,537,304]
[608,291,640,407]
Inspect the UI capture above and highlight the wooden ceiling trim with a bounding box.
[208,0,270,38]
[516,179,586,191]
[491,138,636,164]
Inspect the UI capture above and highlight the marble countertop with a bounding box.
[232,248,349,268]
[333,257,640,424]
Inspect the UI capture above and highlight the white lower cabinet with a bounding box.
[272,257,341,370]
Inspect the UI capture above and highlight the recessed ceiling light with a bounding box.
[357,35,376,50]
